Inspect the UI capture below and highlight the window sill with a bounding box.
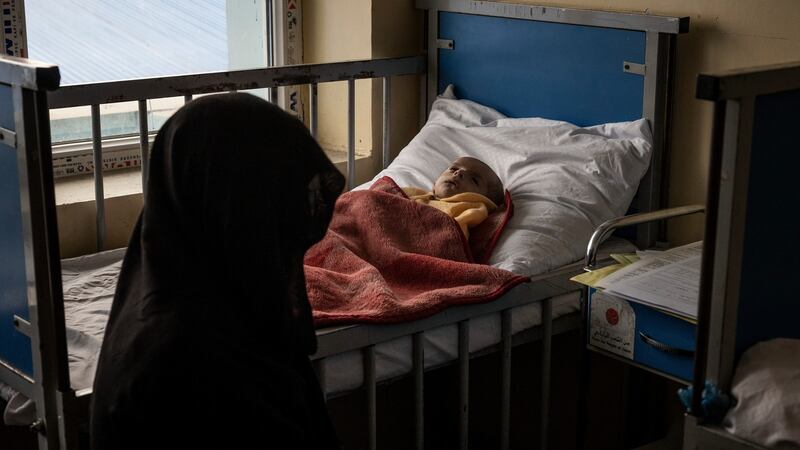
[55,168,143,206]
[53,150,374,206]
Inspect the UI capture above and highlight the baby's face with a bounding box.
[433,157,501,202]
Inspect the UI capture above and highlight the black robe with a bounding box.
[90,93,344,450]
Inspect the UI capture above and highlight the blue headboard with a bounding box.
[418,0,689,248]
[438,12,644,127]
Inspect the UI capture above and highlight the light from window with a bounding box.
[26,0,229,85]
[23,0,272,178]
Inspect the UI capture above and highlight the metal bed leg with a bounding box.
[576,287,592,450]
[382,77,391,169]
[413,332,424,450]
[501,309,512,450]
[540,298,553,450]
[309,83,318,139]
[137,100,149,194]
[458,320,470,450]
[347,79,356,190]
[90,104,105,251]
[364,345,377,450]
[313,358,327,403]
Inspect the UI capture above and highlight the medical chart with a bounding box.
[596,241,702,320]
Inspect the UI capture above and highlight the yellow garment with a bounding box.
[402,187,497,238]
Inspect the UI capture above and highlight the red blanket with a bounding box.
[305,177,529,327]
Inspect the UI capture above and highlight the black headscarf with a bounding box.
[90,93,344,449]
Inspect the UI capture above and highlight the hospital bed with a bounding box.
[0,1,688,449]
[682,63,800,450]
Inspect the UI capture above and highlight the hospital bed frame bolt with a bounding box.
[29,418,45,434]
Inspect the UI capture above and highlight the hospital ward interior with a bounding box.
[1,0,799,449]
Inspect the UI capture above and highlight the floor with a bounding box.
[0,418,37,450]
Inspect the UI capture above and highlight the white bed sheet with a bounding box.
[60,247,127,391]
[2,247,124,425]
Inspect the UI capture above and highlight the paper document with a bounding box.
[610,253,641,265]
[596,241,702,319]
[570,253,639,288]
[571,264,626,288]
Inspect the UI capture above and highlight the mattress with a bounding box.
[2,238,635,424]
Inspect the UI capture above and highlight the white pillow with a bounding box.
[723,338,800,448]
[358,85,653,275]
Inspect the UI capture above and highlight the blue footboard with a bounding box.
[0,83,34,378]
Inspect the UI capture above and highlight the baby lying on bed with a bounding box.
[402,156,504,238]
[308,156,526,327]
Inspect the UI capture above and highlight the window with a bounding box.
[23,0,275,177]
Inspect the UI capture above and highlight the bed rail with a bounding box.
[0,55,60,91]
[48,55,426,250]
[583,205,706,270]
[48,57,424,108]
[312,258,588,450]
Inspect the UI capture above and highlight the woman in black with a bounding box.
[90,93,343,449]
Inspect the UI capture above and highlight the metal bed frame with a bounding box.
[682,62,800,450]
[0,2,688,449]
[580,61,799,450]
[0,54,426,450]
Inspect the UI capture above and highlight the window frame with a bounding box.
[18,0,282,179]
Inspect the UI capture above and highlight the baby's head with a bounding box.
[433,157,504,205]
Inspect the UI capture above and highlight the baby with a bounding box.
[403,157,504,238]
